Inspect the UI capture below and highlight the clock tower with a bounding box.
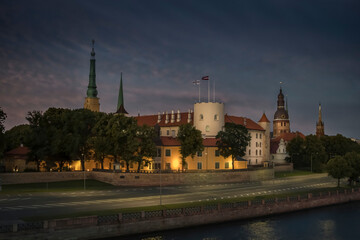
[273,87,290,138]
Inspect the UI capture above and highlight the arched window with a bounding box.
[200,114,204,120]
[259,150,262,156]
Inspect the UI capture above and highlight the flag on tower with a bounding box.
[201,76,209,80]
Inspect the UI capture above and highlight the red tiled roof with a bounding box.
[136,113,264,131]
[258,113,270,123]
[135,112,193,127]
[6,146,30,156]
[225,115,265,131]
[270,132,305,154]
[160,137,218,147]
[272,132,305,142]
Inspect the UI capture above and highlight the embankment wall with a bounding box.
[0,169,274,186]
[1,189,359,240]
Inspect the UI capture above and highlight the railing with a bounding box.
[1,188,359,234]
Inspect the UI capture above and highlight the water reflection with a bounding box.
[114,202,360,240]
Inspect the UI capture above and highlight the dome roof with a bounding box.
[274,108,289,120]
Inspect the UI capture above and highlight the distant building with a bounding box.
[271,132,305,164]
[3,145,37,172]
[316,103,325,137]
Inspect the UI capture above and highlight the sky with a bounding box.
[0,0,359,138]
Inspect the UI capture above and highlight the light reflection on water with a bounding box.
[114,202,360,240]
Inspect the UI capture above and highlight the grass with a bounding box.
[22,186,351,222]
[275,170,314,178]
[0,179,116,194]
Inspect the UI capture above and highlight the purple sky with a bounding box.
[1,0,359,138]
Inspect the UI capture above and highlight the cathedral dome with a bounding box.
[274,108,289,120]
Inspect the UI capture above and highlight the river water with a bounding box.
[114,202,360,240]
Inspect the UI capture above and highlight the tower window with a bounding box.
[249,150,251,155]
[256,133,258,139]
[214,114,219,121]
[200,114,204,120]
[256,150,258,156]
[259,150,262,156]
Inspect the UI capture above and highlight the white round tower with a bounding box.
[194,102,224,137]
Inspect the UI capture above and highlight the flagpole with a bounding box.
[208,79,210,102]
[199,80,201,102]
[213,79,215,102]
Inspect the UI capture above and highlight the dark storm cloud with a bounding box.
[0,0,359,138]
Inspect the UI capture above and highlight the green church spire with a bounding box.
[86,39,98,98]
[116,73,128,114]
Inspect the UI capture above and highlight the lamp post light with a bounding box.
[82,153,86,190]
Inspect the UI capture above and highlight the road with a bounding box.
[0,174,337,224]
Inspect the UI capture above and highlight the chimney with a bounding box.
[171,110,175,123]
[187,109,192,123]
[177,110,181,122]
[165,111,169,124]
[157,112,161,123]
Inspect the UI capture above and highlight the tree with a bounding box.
[68,109,97,171]
[133,125,157,172]
[26,111,48,171]
[327,156,351,187]
[90,112,112,169]
[0,107,7,159]
[345,152,360,186]
[4,124,31,151]
[286,136,306,168]
[216,122,251,170]
[107,114,139,171]
[177,123,204,171]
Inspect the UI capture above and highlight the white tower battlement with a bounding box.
[194,102,224,138]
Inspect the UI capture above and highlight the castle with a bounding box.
[81,41,322,171]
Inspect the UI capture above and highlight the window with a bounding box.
[259,150,262,156]
[215,150,220,157]
[256,142,258,147]
[197,151,202,157]
[197,162,202,170]
[165,149,171,157]
[214,114,219,121]
[249,150,251,155]
[256,159,258,164]
[260,134,262,139]
[166,163,171,170]
[225,162,229,169]
[256,150,258,156]
[284,122,286,126]
[205,125,210,132]
[249,141,251,147]
[166,130,170,136]
[249,160,251,165]
[260,142,262,147]
[200,114,204,120]
[281,122,283,126]
[157,148,161,157]
[171,130,176,137]
[215,162,220,169]
[256,133,258,139]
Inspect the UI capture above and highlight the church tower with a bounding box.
[84,40,100,112]
[116,73,128,115]
[258,113,271,161]
[316,103,325,136]
[273,87,290,138]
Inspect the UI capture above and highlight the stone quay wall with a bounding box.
[0,169,274,186]
[1,188,359,240]
[274,163,293,172]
